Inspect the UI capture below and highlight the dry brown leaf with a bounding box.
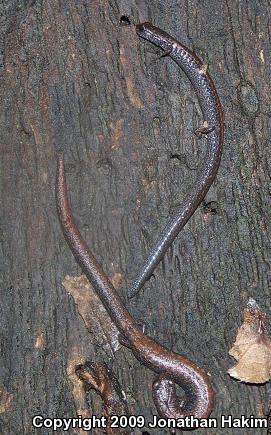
[228,298,271,383]
[0,386,13,414]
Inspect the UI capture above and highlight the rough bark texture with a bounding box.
[0,1,270,434]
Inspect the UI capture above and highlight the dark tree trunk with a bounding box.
[0,1,270,434]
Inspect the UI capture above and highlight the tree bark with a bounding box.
[0,1,270,434]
